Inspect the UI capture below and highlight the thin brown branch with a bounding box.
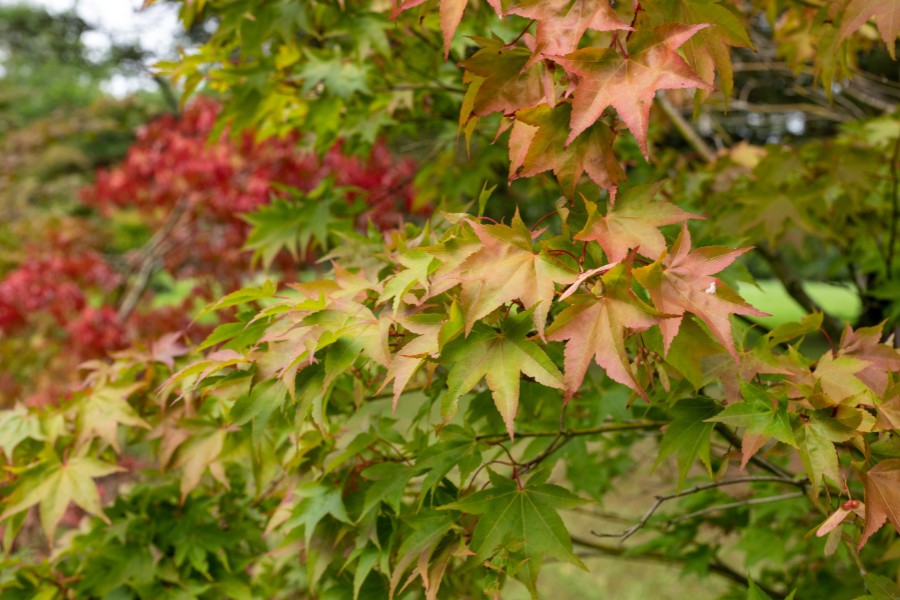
[755,245,843,338]
[593,476,806,542]
[570,535,786,599]
[887,133,900,276]
[706,99,850,122]
[664,491,805,525]
[475,420,666,441]
[713,424,796,480]
[657,93,716,164]
[116,197,191,321]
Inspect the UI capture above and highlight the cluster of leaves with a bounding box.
[0,96,421,406]
[3,0,900,599]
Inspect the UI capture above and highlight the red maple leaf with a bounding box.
[574,182,701,261]
[547,255,660,400]
[859,459,900,549]
[552,23,713,158]
[634,224,766,356]
[506,0,631,58]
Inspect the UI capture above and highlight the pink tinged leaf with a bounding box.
[548,295,657,400]
[440,0,468,58]
[740,432,768,470]
[554,23,713,158]
[839,0,900,59]
[558,263,617,302]
[816,507,852,537]
[859,459,900,549]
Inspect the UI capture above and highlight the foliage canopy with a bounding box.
[3,1,900,599]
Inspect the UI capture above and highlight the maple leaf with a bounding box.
[707,382,797,468]
[642,0,752,100]
[795,411,857,494]
[575,182,701,262]
[441,310,565,438]
[657,397,718,487]
[510,102,623,197]
[552,23,712,158]
[380,304,467,411]
[460,37,548,117]
[859,459,900,549]
[392,0,503,57]
[547,257,660,400]
[0,405,44,461]
[283,482,352,546]
[174,427,230,501]
[440,469,587,591]
[839,0,900,59]
[75,384,151,452]
[454,212,577,338]
[506,0,631,57]
[838,323,900,395]
[0,454,123,542]
[633,224,766,357]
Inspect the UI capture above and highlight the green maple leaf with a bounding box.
[440,470,587,590]
[574,182,701,262]
[378,249,437,314]
[0,452,123,542]
[708,382,796,446]
[0,405,45,461]
[547,258,660,401]
[510,102,623,198]
[390,510,457,600]
[656,397,718,488]
[243,190,350,269]
[707,382,796,467]
[283,482,352,546]
[795,410,857,494]
[454,212,577,338]
[553,23,713,158]
[441,310,564,438]
[414,425,482,497]
[75,383,150,452]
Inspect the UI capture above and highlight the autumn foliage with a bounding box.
[2,1,900,599]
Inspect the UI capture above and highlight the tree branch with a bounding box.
[570,535,787,599]
[755,244,843,339]
[664,491,805,525]
[116,197,191,321]
[657,93,716,164]
[475,420,666,441]
[593,476,807,542]
[887,133,900,277]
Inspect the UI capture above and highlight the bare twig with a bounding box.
[755,244,843,338]
[713,424,796,481]
[657,93,716,164]
[664,491,805,525]
[593,476,806,542]
[474,420,666,441]
[570,535,786,598]
[116,198,191,321]
[887,133,900,276]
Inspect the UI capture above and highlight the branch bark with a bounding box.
[593,475,807,542]
[755,244,843,339]
[570,535,787,599]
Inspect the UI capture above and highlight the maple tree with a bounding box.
[3,1,900,599]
